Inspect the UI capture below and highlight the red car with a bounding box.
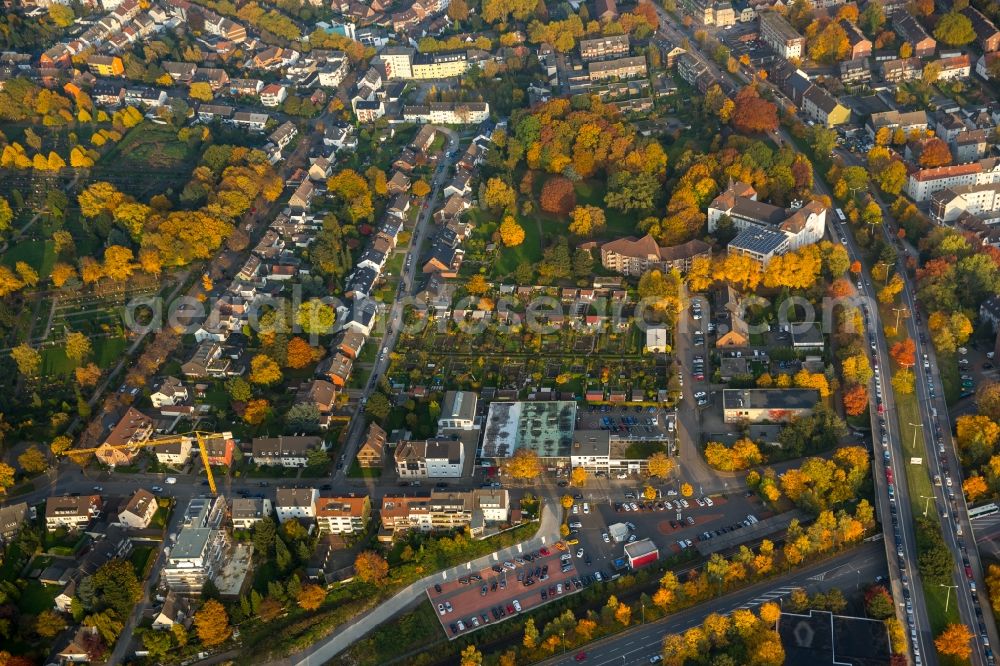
[539,547,550,556]
[575,653,587,662]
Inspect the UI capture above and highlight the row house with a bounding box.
[892,13,936,57]
[96,407,155,467]
[251,435,324,467]
[936,54,971,81]
[378,490,510,540]
[906,158,1000,201]
[962,6,1000,53]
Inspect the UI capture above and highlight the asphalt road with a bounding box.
[536,541,888,666]
[859,167,1000,664]
[331,126,460,484]
[829,193,935,665]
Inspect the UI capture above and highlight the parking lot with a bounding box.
[576,405,673,442]
[427,545,605,639]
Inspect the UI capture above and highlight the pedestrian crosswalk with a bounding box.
[735,586,798,610]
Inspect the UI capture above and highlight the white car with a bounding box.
[165,477,177,484]
[704,497,714,507]
[680,499,689,508]
[602,532,610,543]
[583,503,590,514]
[438,604,447,615]
[512,600,522,612]
[576,548,584,558]
[695,497,705,507]
[694,391,707,399]
[666,490,678,496]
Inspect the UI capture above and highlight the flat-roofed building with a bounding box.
[759,11,805,59]
[722,388,819,423]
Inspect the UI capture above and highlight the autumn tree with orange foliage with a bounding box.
[889,338,916,368]
[843,384,869,416]
[354,551,389,583]
[243,399,271,425]
[935,624,973,659]
[286,337,323,369]
[540,176,576,215]
[918,138,952,168]
[297,583,327,611]
[731,86,778,134]
[963,475,988,502]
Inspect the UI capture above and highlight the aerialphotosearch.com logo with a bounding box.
[121,284,874,348]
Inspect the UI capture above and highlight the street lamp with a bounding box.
[908,422,924,454]
[875,261,892,285]
[892,306,909,332]
[940,584,959,613]
[920,495,934,518]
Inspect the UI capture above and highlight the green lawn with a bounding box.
[2,239,56,279]
[19,581,61,615]
[493,211,543,276]
[40,335,127,376]
[573,180,635,238]
[151,505,170,530]
[129,546,157,578]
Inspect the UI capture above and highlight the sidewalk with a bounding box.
[269,502,561,666]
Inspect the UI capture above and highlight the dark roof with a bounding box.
[722,388,819,410]
[779,610,892,666]
[729,227,787,255]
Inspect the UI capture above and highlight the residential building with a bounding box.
[800,85,850,127]
[118,489,158,529]
[893,13,936,57]
[0,502,27,544]
[906,158,1000,201]
[840,20,872,59]
[439,391,478,430]
[151,592,192,631]
[154,438,192,466]
[260,83,288,107]
[839,58,871,85]
[230,498,273,530]
[357,423,387,468]
[96,407,155,467]
[867,109,929,137]
[588,56,648,82]
[319,352,354,387]
[181,341,233,378]
[87,55,124,77]
[880,57,922,82]
[162,496,231,594]
[759,11,806,59]
[275,487,319,524]
[402,102,490,124]
[335,328,366,360]
[269,120,298,149]
[378,490,510,540]
[150,376,188,408]
[722,388,819,423]
[201,432,236,467]
[708,181,827,251]
[251,435,324,467]
[936,54,971,80]
[600,235,711,276]
[954,129,990,163]
[46,495,102,532]
[395,439,465,478]
[930,183,1000,224]
[981,294,1000,331]
[646,327,668,353]
[579,35,630,61]
[231,111,269,131]
[596,0,618,21]
[315,495,370,534]
[962,6,1000,53]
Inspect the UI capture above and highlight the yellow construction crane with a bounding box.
[62,431,229,495]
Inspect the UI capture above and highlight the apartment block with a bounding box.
[315,495,371,534]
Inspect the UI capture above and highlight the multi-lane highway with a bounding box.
[830,212,935,665]
[872,192,1000,665]
[536,542,887,666]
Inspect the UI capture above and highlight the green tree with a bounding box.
[296,299,336,335]
[365,391,392,422]
[934,11,976,46]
